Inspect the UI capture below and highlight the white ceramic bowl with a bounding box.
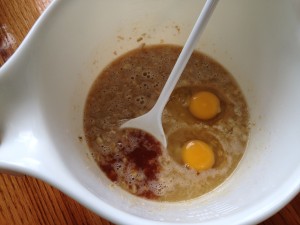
[1,0,300,224]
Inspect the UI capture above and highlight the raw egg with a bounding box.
[189,91,221,120]
[182,140,215,171]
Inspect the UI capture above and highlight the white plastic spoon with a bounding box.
[121,0,219,147]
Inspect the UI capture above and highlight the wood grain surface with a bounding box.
[0,0,299,224]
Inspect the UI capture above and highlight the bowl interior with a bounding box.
[29,0,300,223]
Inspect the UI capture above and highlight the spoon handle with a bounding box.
[153,0,219,114]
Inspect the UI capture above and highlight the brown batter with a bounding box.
[84,44,249,201]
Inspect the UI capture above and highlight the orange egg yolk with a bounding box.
[182,140,215,172]
[189,91,221,120]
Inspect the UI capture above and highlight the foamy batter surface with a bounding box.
[84,45,249,201]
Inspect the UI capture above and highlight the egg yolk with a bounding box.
[189,91,221,120]
[182,140,215,172]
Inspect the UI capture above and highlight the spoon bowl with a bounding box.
[120,0,219,147]
[121,104,167,147]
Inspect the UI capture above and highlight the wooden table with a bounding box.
[0,0,299,224]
